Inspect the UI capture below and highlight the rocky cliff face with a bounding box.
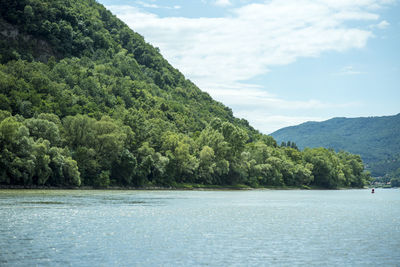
[1,18,56,62]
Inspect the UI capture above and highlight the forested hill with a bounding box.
[271,114,400,177]
[0,0,253,133]
[0,0,371,189]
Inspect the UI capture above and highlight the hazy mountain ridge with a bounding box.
[271,114,400,177]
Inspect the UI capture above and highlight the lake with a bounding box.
[0,189,399,266]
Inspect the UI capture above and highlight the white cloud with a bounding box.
[135,1,181,10]
[135,1,158,9]
[215,0,232,7]
[207,85,358,110]
[375,20,390,29]
[333,65,366,75]
[108,2,377,84]
[207,84,361,133]
[107,0,391,133]
[233,110,328,134]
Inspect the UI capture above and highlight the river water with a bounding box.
[0,189,399,266]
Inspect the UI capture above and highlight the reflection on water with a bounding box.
[0,189,399,266]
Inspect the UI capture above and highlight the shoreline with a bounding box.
[0,184,367,191]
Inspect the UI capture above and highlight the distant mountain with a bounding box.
[271,114,400,177]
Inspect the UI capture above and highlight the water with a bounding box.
[0,189,399,266]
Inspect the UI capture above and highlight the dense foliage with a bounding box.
[388,167,400,188]
[0,0,370,188]
[271,115,400,177]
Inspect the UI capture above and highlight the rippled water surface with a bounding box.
[1,189,399,266]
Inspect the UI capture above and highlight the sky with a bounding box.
[98,0,400,134]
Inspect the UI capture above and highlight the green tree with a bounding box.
[24,118,61,146]
[48,147,80,186]
[198,146,216,184]
[112,149,137,186]
[32,139,52,185]
[0,117,35,185]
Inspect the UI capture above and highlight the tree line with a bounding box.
[0,109,370,188]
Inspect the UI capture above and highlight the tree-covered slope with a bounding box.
[271,114,400,177]
[0,0,370,189]
[0,0,253,134]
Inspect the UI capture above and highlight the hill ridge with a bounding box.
[271,113,400,177]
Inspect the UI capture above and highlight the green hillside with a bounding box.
[271,114,400,177]
[0,0,371,189]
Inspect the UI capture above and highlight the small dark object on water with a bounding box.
[371,188,375,194]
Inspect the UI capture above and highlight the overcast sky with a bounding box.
[98,0,400,134]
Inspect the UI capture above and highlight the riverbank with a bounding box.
[0,183,364,190]
[0,184,255,190]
